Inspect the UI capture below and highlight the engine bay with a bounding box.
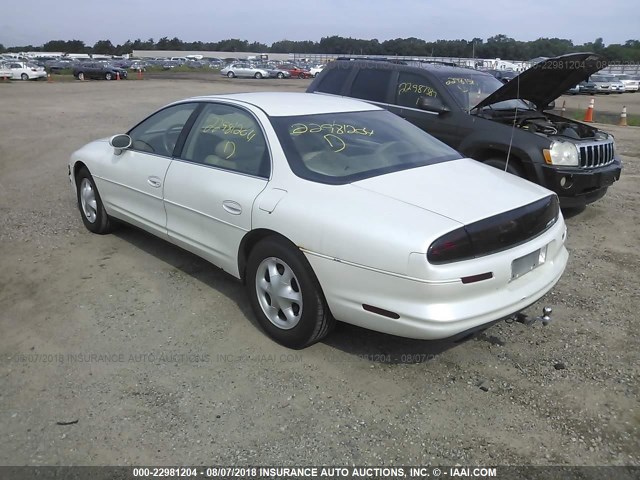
[476,109,607,140]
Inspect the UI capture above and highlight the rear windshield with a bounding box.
[270,109,459,184]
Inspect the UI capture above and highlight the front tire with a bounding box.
[246,237,334,349]
[76,167,113,234]
[77,72,85,81]
[227,71,235,78]
[21,73,29,81]
[105,72,113,80]
[277,72,284,79]
[254,72,263,79]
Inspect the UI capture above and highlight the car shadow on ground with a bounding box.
[113,225,503,364]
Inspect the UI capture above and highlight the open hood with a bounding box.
[473,53,606,111]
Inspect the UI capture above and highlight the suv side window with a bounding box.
[395,72,443,109]
[350,68,393,102]
[316,66,351,94]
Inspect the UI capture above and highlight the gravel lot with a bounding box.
[0,78,638,467]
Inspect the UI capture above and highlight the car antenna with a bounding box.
[505,71,520,172]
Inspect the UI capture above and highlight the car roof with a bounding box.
[185,92,382,117]
[329,59,489,80]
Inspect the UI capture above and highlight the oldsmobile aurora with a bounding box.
[69,93,568,348]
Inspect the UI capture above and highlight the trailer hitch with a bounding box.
[510,306,553,326]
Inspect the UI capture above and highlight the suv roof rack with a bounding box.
[333,56,471,69]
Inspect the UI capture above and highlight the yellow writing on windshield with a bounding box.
[323,134,346,153]
[201,117,257,142]
[445,77,476,86]
[290,122,374,137]
[398,82,437,97]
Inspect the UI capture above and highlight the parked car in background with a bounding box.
[45,58,77,73]
[581,74,613,94]
[0,62,11,79]
[68,92,568,348]
[307,52,622,207]
[613,74,639,92]
[255,63,291,78]
[278,65,313,79]
[566,83,582,94]
[309,65,324,77]
[486,69,518,83]
[73,62,128,80]
[220,63,269,78]
[601,75,625,93]
[6,61,47,80]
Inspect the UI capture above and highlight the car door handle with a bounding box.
[222,200,242,215]
[147,176,162,188]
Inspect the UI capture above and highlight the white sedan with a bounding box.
[7,61,47,80]
[69,92,568,348]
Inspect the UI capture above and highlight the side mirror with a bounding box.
[416,95,450,114]
[543,101,556,111]
[109,134,132,155]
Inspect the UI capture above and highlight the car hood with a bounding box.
[351,158,552,225]
[474,52,606,111]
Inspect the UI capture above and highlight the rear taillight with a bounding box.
[427,196,559,265]
[427,227,474,264]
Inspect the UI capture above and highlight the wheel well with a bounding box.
[73,161,88,180]
[238,229,297,283]
[469,149,527,174]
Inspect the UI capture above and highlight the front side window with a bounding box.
[270,109,459,184]
[395,71,443,108]
[438,72,530,111]
[127,103,198,157]
[181,103,270,178]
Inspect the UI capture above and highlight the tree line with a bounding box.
[2,35,640,61]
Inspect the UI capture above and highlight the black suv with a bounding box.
[307,53,622,207]
[72,62,128,81]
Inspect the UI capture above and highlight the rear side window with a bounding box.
[350,69,393,102]
[316,67,351,94]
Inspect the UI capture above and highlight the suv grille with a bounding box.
[578,140,615,168]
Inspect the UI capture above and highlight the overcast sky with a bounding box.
[2,0,639,48]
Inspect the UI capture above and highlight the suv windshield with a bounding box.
[270,110,459,184]
[439,72,530,111]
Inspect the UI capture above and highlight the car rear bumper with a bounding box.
[303,220,568,340]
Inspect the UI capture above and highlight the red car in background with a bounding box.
[277,65,312,79]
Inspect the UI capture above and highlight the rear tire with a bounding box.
[105,72,113,80]
[484,158,524,177]
[21,73,28,81]
[277,72,284,79]
[254,72,263,79]
[227,71,235,78]
[76,167,113,234]
[246,237,335,349]
[78,72,85,81]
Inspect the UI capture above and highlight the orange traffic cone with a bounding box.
[116,72,120,81]
[584,97,594,122]
[561,100,566,117]
[618,106,627,127]
[137,68,143,80]
[47,73,52,83]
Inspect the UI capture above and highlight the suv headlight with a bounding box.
[543,141,579,166]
